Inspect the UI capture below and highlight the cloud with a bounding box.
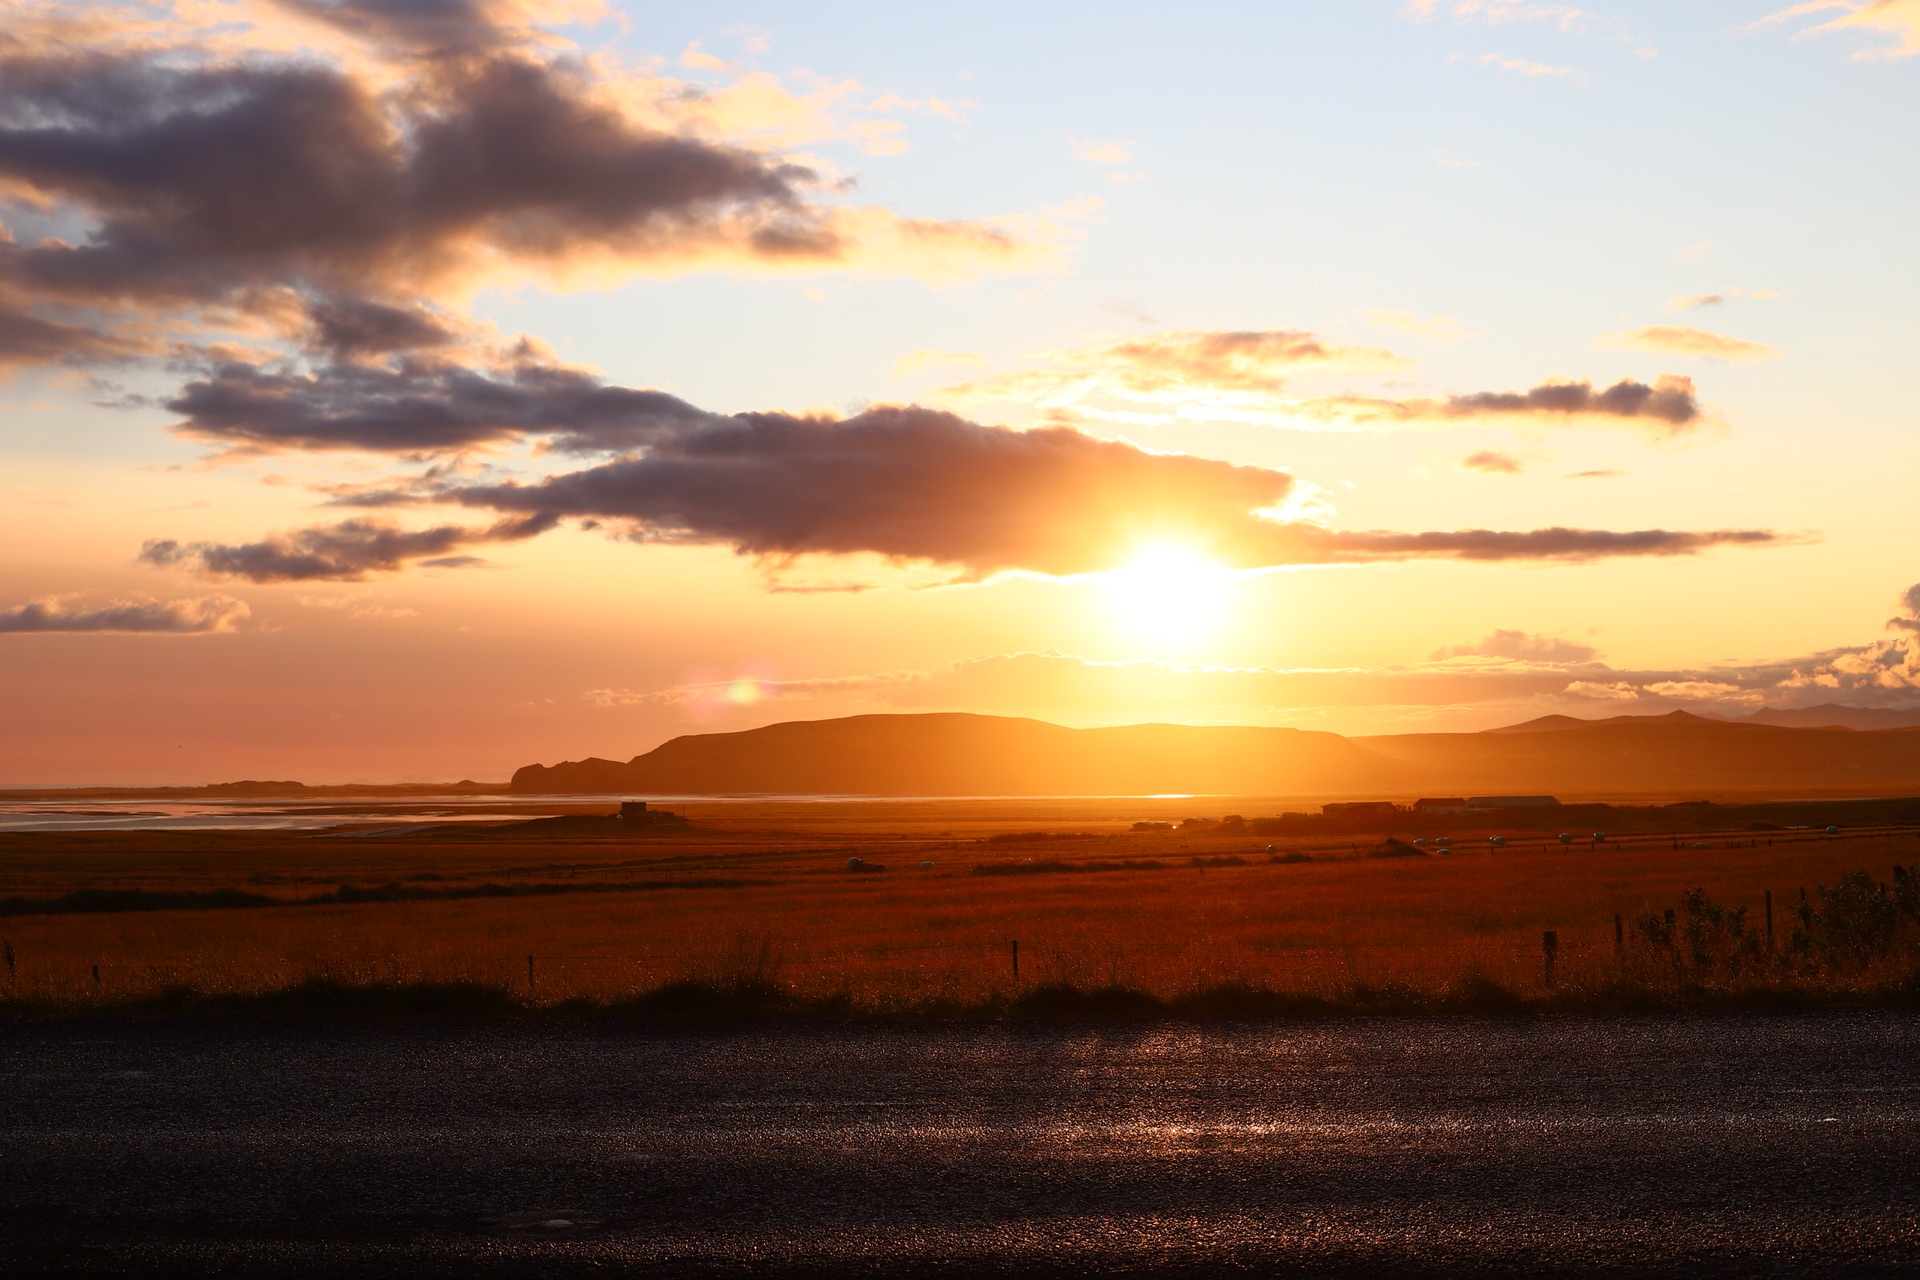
[1462,449,1523,474]
[1298,375,1708,437]
[140,513,557,582]
[938,328,1411,427]
[270,0,609,53]
[1073,139,1133,164]
[0,1,1052,368]
[1893,583,1920,633]
[162,350,1773,580]
[1753,1,1920,60]
[303,298,468,359]
[413,401,1775,578]
[0,303,149,368]
[1363,310,1471,342]
[940,331,1711,437]
[1452,53,1588,82]
[892,348,988,376]
[0,594,248,633]
[1295,526,1777,563]
[1430,629,1598,663]
[1663,288,1782,313]
[1597,326,1781,363]
[1404,1,1650,49]
[165,350,717,454]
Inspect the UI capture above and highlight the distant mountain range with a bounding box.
[509,708,1920,799]
[1736,704,1920,731]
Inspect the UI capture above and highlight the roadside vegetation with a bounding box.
[1,818,1916,1018]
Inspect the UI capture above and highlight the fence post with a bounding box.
[92,963,100,990]
[1542,931,1558,988]
[1010,939,1019,980]
[1664,908,1677,966]
[527,954,535,994]
[1613,914,1624,954]
[1765,889,1774,954]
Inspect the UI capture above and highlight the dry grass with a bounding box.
[2,809,1917,1015]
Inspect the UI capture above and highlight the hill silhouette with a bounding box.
[511,710,1920,799]
[1366,713,1920,796]
[509,713,1396,797]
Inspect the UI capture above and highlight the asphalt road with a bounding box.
[1,1013,1916,1277]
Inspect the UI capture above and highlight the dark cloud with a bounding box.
[0,5,1040,369]
[0,302,141,367]
[404,401,1780,577]
[141,513,556,582]
[1438,376,1701,425]
[165,355,714,453]
[447,405,1297,577]
[269,0,555,52]
[0,49,811,319]
[304,298,465,359]
[0,594,248,633]
[1289,376,1707,437]
[1891,583,1920,634]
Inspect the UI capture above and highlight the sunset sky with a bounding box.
[3,0,1918,784]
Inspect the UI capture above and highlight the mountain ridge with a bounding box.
[510,709,1920,799]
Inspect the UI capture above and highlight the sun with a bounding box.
[1099,543,1236,652]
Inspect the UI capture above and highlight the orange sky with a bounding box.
[2,0,1917,783]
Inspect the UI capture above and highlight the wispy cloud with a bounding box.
[1073,138,1134,164]
[892,349,989,376]
[1452,51,1588,81]
[1403,0,1652,51]
[1598,325,1782,363]
[940,331,1715,437]
[1462,450,1524,475]
[1451,51,1589,81]
[1363,310,1473,342]
[1751,1,1920,61]
[1664,287,1782,313]
[1430,629,1598,663]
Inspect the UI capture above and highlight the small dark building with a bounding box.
[1413,797,1469,815]
[619,801,650,820]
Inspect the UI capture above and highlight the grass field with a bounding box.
[2,801,1918,1014]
